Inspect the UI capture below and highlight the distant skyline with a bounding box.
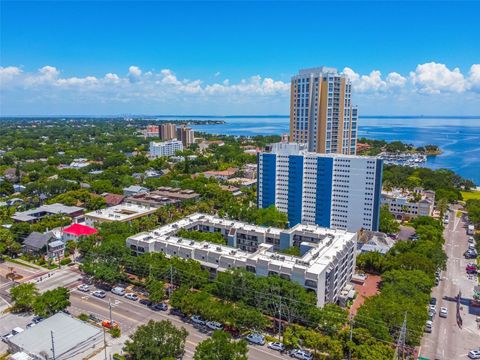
[1,1,479,116]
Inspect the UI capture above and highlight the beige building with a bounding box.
[159,123,177,141]
[290,67,358,155]
[176,126,195,147]
[381,188,435,220]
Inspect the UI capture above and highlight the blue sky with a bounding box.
[1,1,479,115]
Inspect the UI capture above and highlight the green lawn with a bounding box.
[461,191,480,201]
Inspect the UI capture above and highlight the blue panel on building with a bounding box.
[259,153,277,208]
[372,159,383,231]
[315,157,333,227]
[279,231,292,250]
[288,155,304,226]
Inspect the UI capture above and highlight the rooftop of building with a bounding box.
[266,142,378,160]
[85,203,157,221]
[7,312,102,358]
[12,203,84,222]
[63,223,97,236]
[127,213,356,274]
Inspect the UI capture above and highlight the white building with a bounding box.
[257,142,382,232]
[126,213,357,307]
[84,203,158,226]
[381,188,435,220]
[149,140,183,158]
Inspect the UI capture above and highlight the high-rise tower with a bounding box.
[290,67,358,154]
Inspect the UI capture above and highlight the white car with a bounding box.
[111,287,126,296]
[429,304,436,313]
[92,290,106,298]
[268,342,285,352]
[125,293,138,301]
[190,315,206,326]
[206,321,223,331]
[77,284,90,292]
[468,350,480,359]
[439,307,448,318]
[290,349,314,360]
[246,333,265,345]
[468,236,475,243]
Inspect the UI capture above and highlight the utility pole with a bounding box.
[277,296,282,341]
[169,263,174,298]
[348,316,353,360]
[109,299,113,326]
[103,327,108,360]
[50,331,56,360]
[394,312,407,360]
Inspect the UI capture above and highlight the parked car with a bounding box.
[290,349,314,360]
[139,299,153,307]
[26,322,36,328]
[430,297,437,305]
[125,293,138,301]
[206,321,223,331]
[92,290,106,298]
[246,333,265,345]
[150,303,168,311]
[468,236,475,243]
[102,320,119,329]
[429,304,436,313]
[439,307,448,318]
[32,316,44,324]
[111,287,126,296]
[77,284,90,292]
[468,350,480,359]
[268,342,286,352]
[170,308,186,317]
[191,315,206,325]
[425,320,433,333]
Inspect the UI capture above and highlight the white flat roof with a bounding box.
[85,203,157,221]
[8,312,102,359]
[128,213,356,276]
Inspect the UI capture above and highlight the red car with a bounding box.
[102,320,119,329]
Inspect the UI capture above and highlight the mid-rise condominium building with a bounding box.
[149,140,183,158]
[159,123,177,141]
[257,142,382,232]
[290,67,358,155]
[145,125,160,138]
[126,213,357,307]
[176,126,195,147]
[381,187,435,220]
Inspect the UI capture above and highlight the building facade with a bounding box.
[290,67,358,155]
[146,125,160,137]
[381,188,435,220]
[257,143,382,232]
[159,123,177,141]
[126,213,357,307]
[176,126,195,147]
[149,140,183,158]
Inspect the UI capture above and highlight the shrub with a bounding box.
[60,258,72,266]
[110,327,121,338]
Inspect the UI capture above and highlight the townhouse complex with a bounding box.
[126,213,357,307]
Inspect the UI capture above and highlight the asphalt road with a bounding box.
[0,264,288,360]
[419,208,480,360]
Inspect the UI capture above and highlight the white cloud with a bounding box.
[410,62,467,94]
[0,62,479,115]
[128,66,142,83]
[0,66,22,79]
[468,64,480,91]
[386,72,407,88]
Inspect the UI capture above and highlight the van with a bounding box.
[111,287,125,296]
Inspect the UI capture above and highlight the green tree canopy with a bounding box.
[194,331,248,360]
[10,283,39,313]
[123,320,188,360]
